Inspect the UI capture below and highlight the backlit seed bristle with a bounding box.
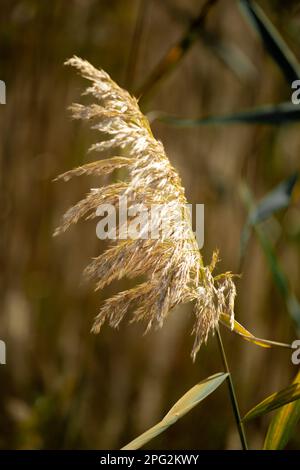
[55,56,236,360]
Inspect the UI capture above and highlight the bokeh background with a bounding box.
[1,0,300,450]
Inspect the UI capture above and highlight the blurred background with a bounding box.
[1,0,300,450]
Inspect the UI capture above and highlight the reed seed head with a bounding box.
[55,56,236,360]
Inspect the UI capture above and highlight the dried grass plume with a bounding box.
[55,56,236,360]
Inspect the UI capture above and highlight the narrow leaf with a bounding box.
[121,372,228,450]
[220,313,291,349]
[152,102,300,127]
[240,173,298,259]
[239,0,300,84]
[243,382,300,421]
[249,173,299,225]
[264,370,300,449]
[255,226,300,328]
[240,183,300,328]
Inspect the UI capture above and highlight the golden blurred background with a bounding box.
[1,0,300,449]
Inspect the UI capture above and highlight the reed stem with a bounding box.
[216,327,248,450]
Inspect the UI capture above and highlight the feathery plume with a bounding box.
[55,56,236,360]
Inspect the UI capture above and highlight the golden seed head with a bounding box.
[55,56,236,360]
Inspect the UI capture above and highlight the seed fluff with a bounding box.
[55,56,236,360]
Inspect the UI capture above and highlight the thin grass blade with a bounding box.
[263,370,300,449]
[244,382,300,421]
[121,372,228,450]
[240,183,300,328]
[240,173,298,260]
[239,0,300,84]
[249,173,299,225]
[220,313,291,349]
[152,102,300,127]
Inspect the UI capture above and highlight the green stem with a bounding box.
[216,327,249,450]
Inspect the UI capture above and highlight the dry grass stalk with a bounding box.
[55,56,236,360]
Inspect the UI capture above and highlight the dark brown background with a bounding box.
[0,0,300,449]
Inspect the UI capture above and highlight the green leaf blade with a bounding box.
[243,381,300,422]
[220,313,291,349]
[240,182,300,328]
[154,102,300,128]
[121,372,228,450]
[249,173,299,225]
[263,370,300,449]
[239,0,300,84]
